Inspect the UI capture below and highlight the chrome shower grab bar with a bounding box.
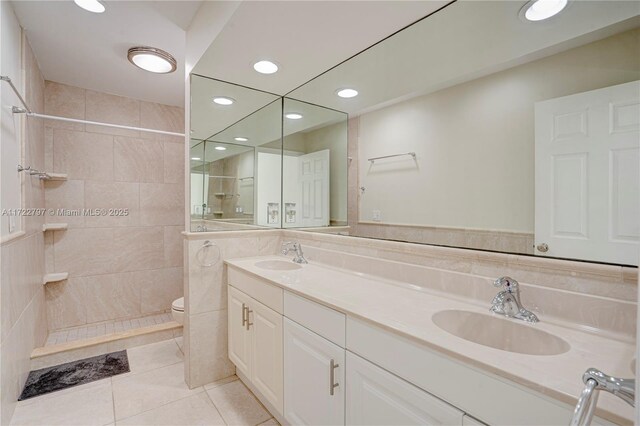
[569,368,634,426]
[367,152,416,163]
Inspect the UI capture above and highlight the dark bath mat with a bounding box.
[18,350,129,401]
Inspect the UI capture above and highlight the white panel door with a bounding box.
[346,352,464,425]
[228,286,252,378]
[535,81,640,265]
[284,318,345,425]
[299,150,330,227]
[251,299,284,414]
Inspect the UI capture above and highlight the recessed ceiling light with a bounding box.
[521,0,568,21]
[74,0,105,13]
[127,47,176,73]
[215,146,227,151]
[213,97,235,106]
[336,88,358,98]
[253,60,279,74]
[234,137,249,142]
[285,113,303,120]
[191,157,201,160]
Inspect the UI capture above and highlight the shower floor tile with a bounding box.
[44,312,173,346]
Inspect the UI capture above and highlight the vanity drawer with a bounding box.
[346,317,576,426]
[228,266,283,314]
[284,291,345,347]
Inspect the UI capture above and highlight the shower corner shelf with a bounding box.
[43,272,68,285]
[43,173,67,181]
[42,223,68,232]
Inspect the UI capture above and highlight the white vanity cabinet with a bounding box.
[227,277,284,414]
[284,317,345,425]
[346,351,464,425]
[283,291,347,425]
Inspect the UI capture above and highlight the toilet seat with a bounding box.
[171,297,184,312]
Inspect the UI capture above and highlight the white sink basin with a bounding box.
[255,260,302,271]
[432,310,570,356]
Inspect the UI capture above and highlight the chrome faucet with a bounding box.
[490,276,539,323]
[282,241,308,264]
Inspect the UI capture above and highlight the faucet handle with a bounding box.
[493,276,519,292]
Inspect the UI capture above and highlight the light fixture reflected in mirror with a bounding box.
[191,157,201,160]
[234,137,249,142]
[213,97,235,106]
[74,0,105,13]
[336,88,358,98]
[285,113,303,120]
[254,60,279,74]
[521,0,568,21]
[127,47,177,73]
[215,146,227,151]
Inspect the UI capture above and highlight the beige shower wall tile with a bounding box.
[45,180,85,228]
[54,228,114,277]
[139,267,183,314]
[85,89,140,137]
[140,183,184,226]
[114,137,164,183]
[44,127,53,171]
[164,225,184,268]
[45,278,87,330]
[83,273,142,323]
[163,141,184,184]
[44,81,85,131]
[52,129,113,181]
[84,181,140,227]
[113,226,164,272]
[140,102,184,143]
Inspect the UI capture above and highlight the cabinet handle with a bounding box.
[329,359,339,396]
[242,304,253,330]
[241,303,247,327]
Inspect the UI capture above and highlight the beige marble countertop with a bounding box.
[225,255,635,425]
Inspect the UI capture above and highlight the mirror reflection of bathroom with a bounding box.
[282,99,348,229]
[189,75,282,231]
[289,1,640,266]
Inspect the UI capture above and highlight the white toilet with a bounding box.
[171,297,184,325]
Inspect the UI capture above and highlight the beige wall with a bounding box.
[358,28,640,233]
[42,81,185,331]
[0,10,48,423]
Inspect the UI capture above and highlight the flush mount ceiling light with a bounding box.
[234,137,249,142]
[253,60,279,74]
[521,0,568,21]
[285,113,303,120]
[127,47,177,73]
[213,97,235,106]
[215,146,227,151]
[74,0,105,13]
[336,88,358,98]
[191,157,201,160]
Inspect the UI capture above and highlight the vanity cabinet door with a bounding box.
[228,285,252,378]
[251,299,283,414]
[284,318,345,425]
[346,352,464,425]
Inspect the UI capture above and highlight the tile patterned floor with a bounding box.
[44,313,174,346]
[11,337,278,426]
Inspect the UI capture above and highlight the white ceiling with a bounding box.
[192,1,449,95]
[289,1,640,115]
[11,0,447,109]
[11,0,202,107]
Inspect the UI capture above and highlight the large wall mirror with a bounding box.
[289,0,640,266]
[190,74,348,231]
